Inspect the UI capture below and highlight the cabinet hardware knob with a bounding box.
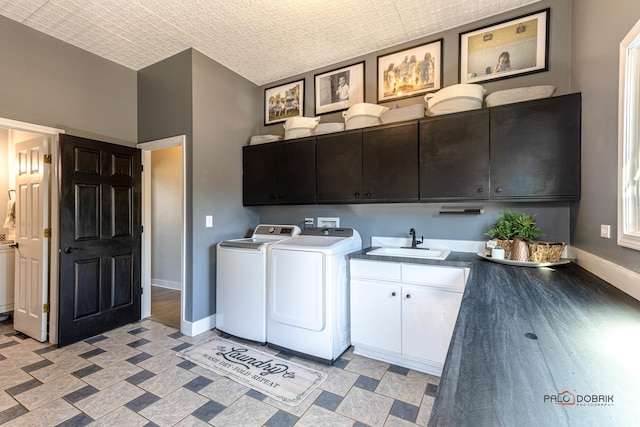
[354,191,360,197]
[477,188,484,193]
[495,187,502,193]
[405,294,411,299]
[365,191,371,197]
[391,292,396,297]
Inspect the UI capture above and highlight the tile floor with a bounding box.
[0,318,439,426]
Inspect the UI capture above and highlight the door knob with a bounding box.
[63,246,83,254]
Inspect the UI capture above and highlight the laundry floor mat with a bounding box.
[178,337,327,406]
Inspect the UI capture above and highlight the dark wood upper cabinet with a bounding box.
[316,130,363,203]
[243,143,277,206]
[276,137,316,204]
[490,93,581,200]
[419,109,490,201]
[362,122,419,202]
[242,137,316,206]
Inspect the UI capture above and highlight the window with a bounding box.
[618,18,640,250]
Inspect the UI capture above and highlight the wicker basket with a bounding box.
[529,241,566,263]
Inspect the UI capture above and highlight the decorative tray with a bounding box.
[476,252,571,267]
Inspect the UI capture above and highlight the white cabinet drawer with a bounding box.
[350,259,401,282]
[401,264,466,291]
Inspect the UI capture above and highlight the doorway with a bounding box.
[138,136,186,332]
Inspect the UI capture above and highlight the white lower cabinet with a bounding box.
[350,259,468,375]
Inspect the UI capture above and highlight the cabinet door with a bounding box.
[276,137,316,204]
[490,93,581,200]
[362,122,419,202]
[351,279,401,353]
[243,144,277,206]
[419,110,490,200]
[316,130,363,203]
[401,285,462,365]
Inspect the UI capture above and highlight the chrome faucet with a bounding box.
[409,228,423,249]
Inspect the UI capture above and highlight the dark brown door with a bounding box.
[58,135,142,346]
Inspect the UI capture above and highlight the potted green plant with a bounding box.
[484,208,545,261]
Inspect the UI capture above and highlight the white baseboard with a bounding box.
[182,314,216,337]
[568,247,640,301]
[151,279,181,291]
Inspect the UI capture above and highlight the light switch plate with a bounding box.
[206,215,213,228]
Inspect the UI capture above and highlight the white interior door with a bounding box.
[13,136,48,342]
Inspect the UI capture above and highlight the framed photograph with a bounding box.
[264,79,304,125]
[459,8,550,84]
[314,62,365,115]
[377,39,443,102]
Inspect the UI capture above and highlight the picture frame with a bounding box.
[314,62,365,115]
[459,8,550,84]
[264,79,304,125]
[377,39,443,102]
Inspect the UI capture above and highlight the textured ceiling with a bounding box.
[1,0,541,86]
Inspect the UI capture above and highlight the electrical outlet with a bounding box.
[304,218,314,225]
[600,224,610,238]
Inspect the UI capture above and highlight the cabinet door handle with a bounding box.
[405,294,411,299]
[365,191,371,197]
[391,292,396,297]
[354,191,360,198]
[495,187,502,193]
[477,187,484,193]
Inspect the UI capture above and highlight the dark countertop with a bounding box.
[348,249,640,426]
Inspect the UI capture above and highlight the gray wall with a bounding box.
[191,50,260,321]
[151,146,182,286]
[0,16,137,145]
[570,0,640,274]
[138,49,261,322]
[257,0,574,250]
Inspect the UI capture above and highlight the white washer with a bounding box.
[216,224,300,343]
[267,227,362,363]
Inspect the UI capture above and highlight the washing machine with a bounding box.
[267,227,362,363]
[216,224,300,343]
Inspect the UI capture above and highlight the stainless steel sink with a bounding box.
[366,247,451,260]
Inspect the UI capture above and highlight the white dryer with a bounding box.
[216,224,300,343]
[267,227,362,363]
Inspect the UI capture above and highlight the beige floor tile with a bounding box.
[295,404,355,427]
[138,350,183,374]
[30,355,91,383]
[89,344,141,368]
[319,366,359,396]
[340,346,356,360]
[385,414,421,426]
[416,395,435,426]
[0,348,44,369]
[261,387,322,417]
[337,386,394,427]
[138,364,198,397]
[210,395,277,427]
[406,369,440,385]
[139,387,209,427]
[83,360,143,390]
[189,364,222,381]
[93,332,140,350]
[173,414,212,426]
[3,398,80,427]
[14,374,85,410]
[376,371,429,406]
[136,337,182,356]
[198,376,249,406]
[91,406,149,427]
[41,340,96,363]
[0,390,17,412]
[345,354,390,380]
[0,367,33,390]
[74,380,145,419]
